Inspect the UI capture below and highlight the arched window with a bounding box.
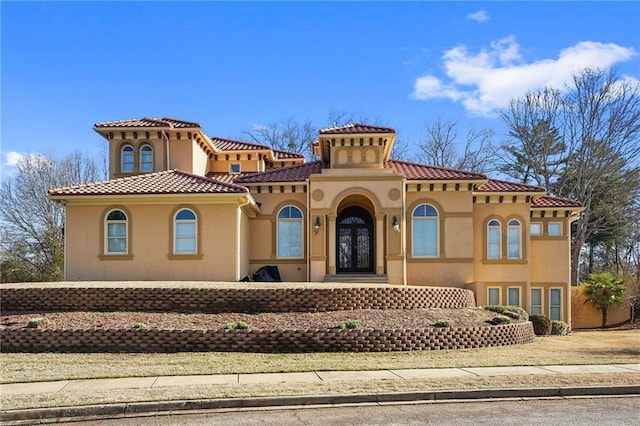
[121,145,134,173]
[139,145,153,172]
[412,204,438,257]
[174,209,197,254]
[507,219,521,259]
[487,219,501,259]
[105,210,127,254]
[277,205,303,258]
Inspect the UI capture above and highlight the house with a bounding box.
[49,117,583,322]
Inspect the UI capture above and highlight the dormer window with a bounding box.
[230,163,241,174]
[121,145,134,173]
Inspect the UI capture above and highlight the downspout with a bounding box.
[402,179,407,286]
[162,130,171,170]
[236,195,252,281]
[306,178,311,283]
[62,200,67,280]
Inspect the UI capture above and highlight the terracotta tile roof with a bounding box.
[273,149,305,159]
[475,179,546,193]
[235,161,325,183]
[210,137,270,151]
[319,123,396,135]
[205,172,253,184]
[532,195,582,208]
[49,170,248,197]
[386,160,487,180]
[94,117,201,129]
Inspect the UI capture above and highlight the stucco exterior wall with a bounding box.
[191,140,209,176]
[571,286,630,328]
[64,201,240,281]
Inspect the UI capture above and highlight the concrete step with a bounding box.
[324,274,389,284]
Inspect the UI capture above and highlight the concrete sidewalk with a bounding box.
[2,364,639,396]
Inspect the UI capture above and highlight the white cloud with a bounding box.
[467,10,490,23]
[4,151,24,166]
[411,37,637,116]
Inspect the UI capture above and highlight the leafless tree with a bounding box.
[417,118,497,173]
[243,117,317,159]
[0,152,101,282]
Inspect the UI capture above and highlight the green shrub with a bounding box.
[226,321,249,330]
[529,314,552,336]
[433,320,451,328]
[338,319,361,329]
[551,320,569,336]
[132,322,146,329]
[502,311,520,320]
[27,317,49,329]
[491,316,511,325]
[484,305,529,321]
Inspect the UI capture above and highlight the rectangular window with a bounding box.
[549,288,562,321]
[106,223,127,254]
[278,220,303,258]
[230,163,241,174]
[175,222,196,254]
[488,227,500,259]
[530,288,542,315]
[549,222,562,236]
[413,218,438,257]
[507,287,521,306]
[507,226,521,259]
[487,287,500,305]
[530,222,542,236]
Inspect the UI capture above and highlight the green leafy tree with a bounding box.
[582,272,626,328]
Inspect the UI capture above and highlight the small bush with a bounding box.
[27,317,49,329]
[132,322,146,329]
[338,319,361,329]
[226,321,249,330]
[491,316,511,325]
[484,305,529,321]
[551,320,569,336]
[529,314,552,336]
[502,311,520,320]
[433,320,451,328]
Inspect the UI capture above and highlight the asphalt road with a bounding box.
[61,396,640,425]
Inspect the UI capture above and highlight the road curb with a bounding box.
[2,385,639,424]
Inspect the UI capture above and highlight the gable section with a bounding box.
[94,117,201,129]
[319,123,396,134]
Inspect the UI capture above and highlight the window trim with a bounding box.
[121,145,134,173]
[507,286,521,307]
[104,209,128,255]
[411,203,439,258]
[487,219,501,260]
[229,163,241,174]
[276,205,304,259]
[548,222,563,236]
[487,287,501,306]
[549,287,563,321]
[139,144,153,172]
[530,287,543,315]
[173,208,198,255]
[507,219,522,260]
[530,222,543,236]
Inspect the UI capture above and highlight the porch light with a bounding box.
[392,216,400,234]
[314,216,321,234]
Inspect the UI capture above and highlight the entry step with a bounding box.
[324,274,388,284]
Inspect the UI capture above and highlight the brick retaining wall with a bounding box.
[1,286,476,313]
[0,322,534,353]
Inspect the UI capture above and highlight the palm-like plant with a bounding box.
[582,273,626,328]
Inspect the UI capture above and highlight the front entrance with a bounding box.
[336,206,374,273]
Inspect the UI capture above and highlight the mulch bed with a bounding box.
[1,308,508,330]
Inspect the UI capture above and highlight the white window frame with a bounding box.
[104,209,128,255]
[548,222,563,236]
[139,144,153,172]
[507,286,521,307]
[174,209,197,255]
[487,219,501,260]
[277,205,304,259]
[230,163,241,174]
[530,222,542,236]
[530,288,543,315]
[507,219,522,260]
[549,288,563,321]
[411,204,439,258]
[487,287,501,306]
[121,145,134,173]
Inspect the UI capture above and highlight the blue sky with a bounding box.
[2,1,639,178]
